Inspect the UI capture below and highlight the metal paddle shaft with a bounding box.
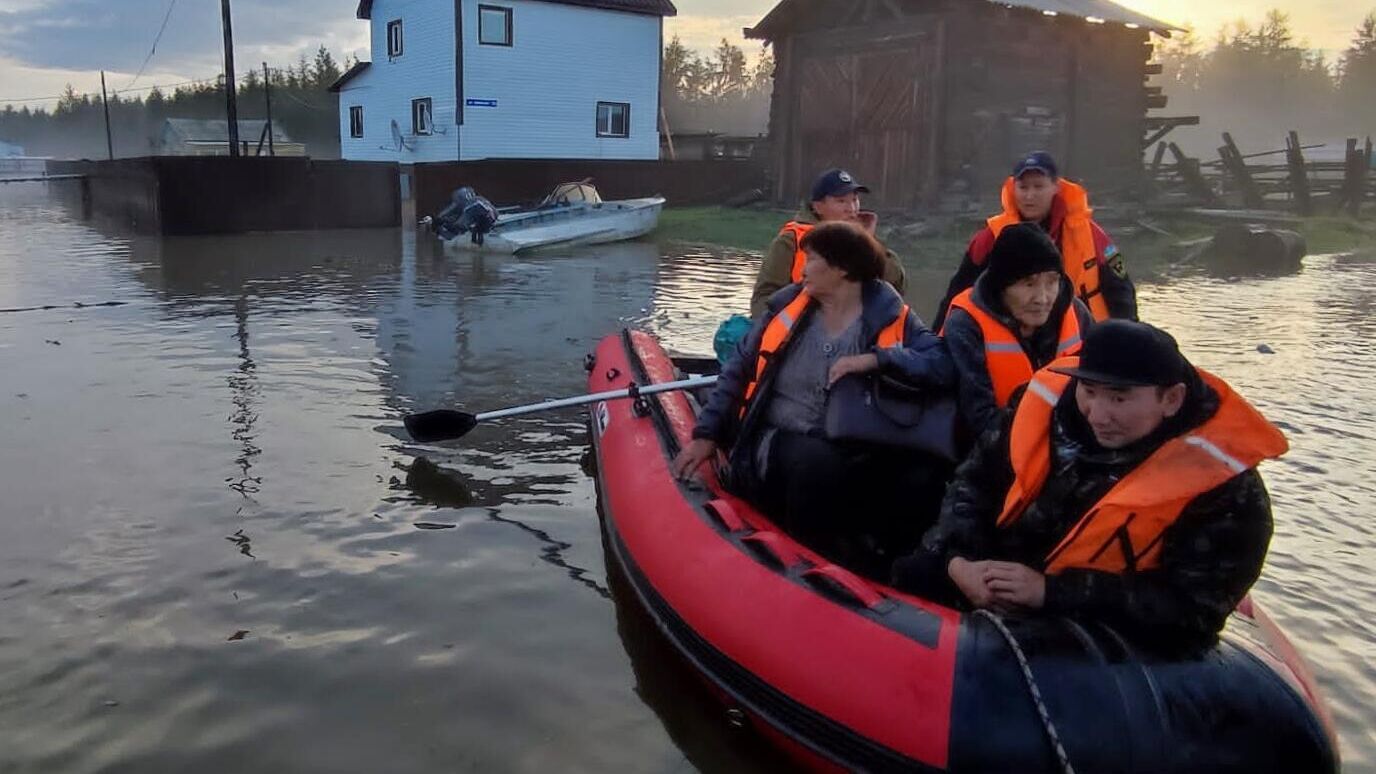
[475,376,718,421]
[403,375,718,443]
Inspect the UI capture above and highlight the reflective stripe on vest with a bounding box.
[987,179,1110,322]
[941,288,1083,408]
[779,222,815,283]
[997,357,1289,575]
[741,291,909,417]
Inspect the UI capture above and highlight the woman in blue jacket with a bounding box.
[672,221,956,571]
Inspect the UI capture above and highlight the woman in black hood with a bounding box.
[941,222,1094,434]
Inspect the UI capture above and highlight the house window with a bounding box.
[596,102,630,138]
[412,98,433,136]
[478,5,513,46]
[349,106,364,138]
[387,19,404,58]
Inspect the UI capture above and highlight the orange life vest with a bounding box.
[941,288,1083,408]
[998,357,1288,575]
[778,221,814,283]
[987,179,1110,322]
[741,289,909,416]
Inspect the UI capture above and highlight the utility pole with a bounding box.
[220,0,240,156]
[99,71,114,160]
[262,62,275,157]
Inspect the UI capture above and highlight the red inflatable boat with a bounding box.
[586,330,1339,773]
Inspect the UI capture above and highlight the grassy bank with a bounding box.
[657,206,1376,261]
[655,206,789,252]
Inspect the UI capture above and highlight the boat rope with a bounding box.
[973,610,1077,774]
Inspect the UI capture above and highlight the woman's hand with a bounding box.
[985,562,1047,610]
[827,353,879,387]
[670,438,718,481]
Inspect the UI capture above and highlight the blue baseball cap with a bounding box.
[810,168,870,201]
[1013,151,1059,180]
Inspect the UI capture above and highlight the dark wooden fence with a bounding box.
[1146,132,1373,216]
[46,157,401,235]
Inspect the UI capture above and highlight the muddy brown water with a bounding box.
[1,185,1373,771]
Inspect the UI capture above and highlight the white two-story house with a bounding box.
[332,0,676,162]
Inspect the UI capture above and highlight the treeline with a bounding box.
[0,46,348,160]
[661,37,773,137]
[1158,10,1376,156]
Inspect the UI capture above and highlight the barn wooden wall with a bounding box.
[763,0,1153,210]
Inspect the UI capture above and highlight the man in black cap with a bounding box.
[893,320,1288,651]
[750,168,906,317]
[932,151,1136,329]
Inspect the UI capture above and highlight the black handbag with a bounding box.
[824,373,961,462]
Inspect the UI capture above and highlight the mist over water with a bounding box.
[0,183,1371,771]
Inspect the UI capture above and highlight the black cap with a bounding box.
[810,168,870,201]
[1051,320,1189,387]
[1012,151,1059,180]
[983,222,1063,294]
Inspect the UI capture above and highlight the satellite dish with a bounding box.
[390,119,413,152]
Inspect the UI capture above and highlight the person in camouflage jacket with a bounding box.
[751,169,906,318]
[893,321,1280,653]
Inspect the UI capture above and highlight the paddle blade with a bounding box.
[403,410,479,443]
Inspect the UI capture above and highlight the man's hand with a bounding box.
[948,557,998,609]
[856,211,879,234]
[986,562,1047,610]
[670,438,717,482]
[827,353,879,387]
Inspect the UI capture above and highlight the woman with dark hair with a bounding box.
[672,221,955,570]
[941,222,1094,435]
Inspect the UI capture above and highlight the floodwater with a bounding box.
[0,183,1372,772]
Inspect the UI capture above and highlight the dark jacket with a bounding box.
[932,200,1136,329]
[897,369,1274,653]
[751,205,907,317]
[695,281,954,494]
[942,271,1095,435]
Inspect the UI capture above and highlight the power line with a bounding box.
[125,0,181,91]
[275,89,330,111]
[1,75,231,106]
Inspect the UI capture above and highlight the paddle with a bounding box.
[403,375,720,443]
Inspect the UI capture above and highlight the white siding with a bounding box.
[338,0,663,162]
[460,0,661,160]
[339,0,459,163]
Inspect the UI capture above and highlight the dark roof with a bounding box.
[328,61,372,92]
[746,0,1177,39]
[358,0,675,18]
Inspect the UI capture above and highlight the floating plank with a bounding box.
[1158,207,1303,227]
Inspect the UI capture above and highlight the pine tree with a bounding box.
[312,45,341,88]
[1339,12,1376,126]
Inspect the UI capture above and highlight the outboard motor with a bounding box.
[434,186,499,245]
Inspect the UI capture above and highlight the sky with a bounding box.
[0,0,1372,111]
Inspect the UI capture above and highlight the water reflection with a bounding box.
[606,543,795,772]
[228,295,263,499]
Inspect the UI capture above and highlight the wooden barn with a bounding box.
[745,0,1179,210]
